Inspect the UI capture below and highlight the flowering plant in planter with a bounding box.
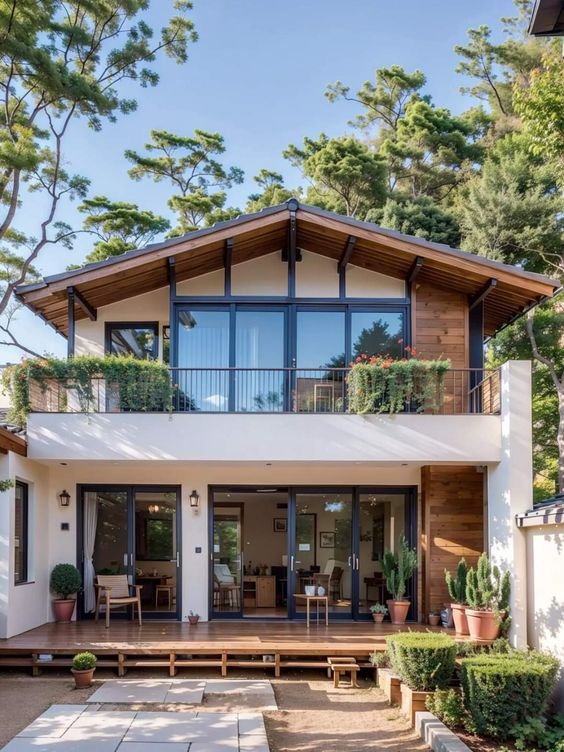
[347,350,451,415]
[465,552,511,641]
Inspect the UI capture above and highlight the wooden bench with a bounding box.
[327,656,359,688]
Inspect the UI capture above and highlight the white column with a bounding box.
[487,360,532,648]
[0,454,11,638]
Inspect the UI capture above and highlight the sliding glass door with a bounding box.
[79,485,181,620]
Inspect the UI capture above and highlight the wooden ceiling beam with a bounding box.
[338,236,357,273]
[0,427,27,457]
[72,287,97,321]
[470,278,498,311]
[408,256,424,284]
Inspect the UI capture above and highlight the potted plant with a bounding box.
[445,558,469,636]
[465,553,510,641]
[370,603,388,623]
[428,611,441,626]
[381,537,417,625]
[50,563,82,622]
[188,610,200,625]
[71,652,97,688]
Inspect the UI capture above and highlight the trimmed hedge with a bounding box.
[387,632,456,691]
[461,652,559,739]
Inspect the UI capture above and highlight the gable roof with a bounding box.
[16,200,560,338]
[529,0,564,35]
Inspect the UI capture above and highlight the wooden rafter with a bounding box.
[408,256,424,284]
[0,427,27,457]
[338,236,357,273]
[73,288,97,321]
[470,279,497,311]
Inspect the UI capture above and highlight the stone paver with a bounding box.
[2,681,274,752]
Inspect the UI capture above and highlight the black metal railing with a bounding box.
[27,367,501,416]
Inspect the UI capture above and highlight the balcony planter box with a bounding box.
[401,683,433,725]
[465,609,500,641]
[377,667,402,705]
[451,603,469,636]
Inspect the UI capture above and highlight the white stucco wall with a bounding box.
[486,361,532,648]
[346,264,406,298]
[0,454,50,638]
[524,522,564,712]
[27,413,502,464]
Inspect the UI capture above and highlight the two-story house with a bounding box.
[0,200,558,650]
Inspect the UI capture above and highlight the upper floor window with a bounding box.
[14,480,29,584]
[105,322,158,360]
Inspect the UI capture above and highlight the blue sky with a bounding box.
[6,0,517,361]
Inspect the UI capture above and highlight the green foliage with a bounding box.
[369,651,389,668]
[460,652,560,739]
[76,196,171,264]
[0,478,13,492]
[381,536,418,601]
[2,356,174,427]
[455,641,480,658]
[125,129,243,234]
[466,552,511,614]
[50,564,82,599]
[511,713,564,751]
[347,356,451,415]
[0,0,197,344]
[368,194,461,247]
[72,652,97,671]
[386,632,456,691]
[370,603,388,614]
[445,558,468,605]
[245,170,298,213]
[284,134,386,218]
[425,688,467,729]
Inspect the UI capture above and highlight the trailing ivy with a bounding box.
[347,355,451,414]
[2,356,174,427]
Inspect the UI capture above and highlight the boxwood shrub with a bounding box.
[461,652,559,739]
[386,632,456,691]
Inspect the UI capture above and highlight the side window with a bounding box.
[105,323,158,360]
[14,481,29,584]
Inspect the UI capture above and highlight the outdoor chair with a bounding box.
[95,574,143,628]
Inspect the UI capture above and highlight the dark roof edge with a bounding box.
[16,200,560,296]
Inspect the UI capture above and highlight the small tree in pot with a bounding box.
[382,537,417,625]
[50,564,82,622]
[465,553,510,641]
[445,558,469,636]
[71,652,97,689]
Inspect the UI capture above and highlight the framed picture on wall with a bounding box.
[319,531,335,548]
[273,518,287,532]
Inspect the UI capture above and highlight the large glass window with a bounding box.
[296,311,346,412]
[106,322,158,359]
[351,311,404,359]
[235,310,285,411]
[176,309,230,411]
[14,481,29,584]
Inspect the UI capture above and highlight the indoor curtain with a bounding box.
[83,493,98,612]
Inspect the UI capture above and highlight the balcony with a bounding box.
[26,366,500,416]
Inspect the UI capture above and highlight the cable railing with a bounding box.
[27,367,501,416]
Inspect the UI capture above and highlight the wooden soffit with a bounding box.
[16,202,559,339]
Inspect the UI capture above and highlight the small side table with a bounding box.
[328,656,359,688]
[294,594,329,627]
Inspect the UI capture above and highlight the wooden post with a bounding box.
[66,287,75,358]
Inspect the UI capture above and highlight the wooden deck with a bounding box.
[0,620,456,678]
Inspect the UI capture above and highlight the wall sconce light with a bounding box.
[189,489,200,509]
[58,489,71,508]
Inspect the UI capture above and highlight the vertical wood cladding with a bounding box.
[413,282,468,367]
[421,466,485,614]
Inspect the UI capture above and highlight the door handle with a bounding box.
[123,553,128,568]
[348,555,352,568]
[290,556,294,571]
[176,551,180,567]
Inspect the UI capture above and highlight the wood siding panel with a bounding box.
[421,466,485,614]
[414,282,468,367]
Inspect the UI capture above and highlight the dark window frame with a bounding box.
[14,480,29,585]
[105,321,159,360]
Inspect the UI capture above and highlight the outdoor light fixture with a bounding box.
[148,504,160,514]
[189,489,200,509]
[58,489,71,508]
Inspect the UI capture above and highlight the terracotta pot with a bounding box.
[188,616,199,625]
[451,603,469,636]
[387,599,410,625]
[465,608,500,641]
[71,668,95,689]
[372,612,385,623]
[428,614,441,626]
[53,599,76,622]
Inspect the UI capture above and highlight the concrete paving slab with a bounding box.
[88,681,169,704]
[63,711,135,741]
[238,736,270,752]
[118,744,189,752]
[2,740,120,752]
[204,681,274,696]
[237,714,266,736]
[17,708,87,739]
[123,713,237,744]
[164,680,205,704]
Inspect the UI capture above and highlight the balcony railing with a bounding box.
[27,367,501,416]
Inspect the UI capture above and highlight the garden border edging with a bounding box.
[416,711,472,752]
